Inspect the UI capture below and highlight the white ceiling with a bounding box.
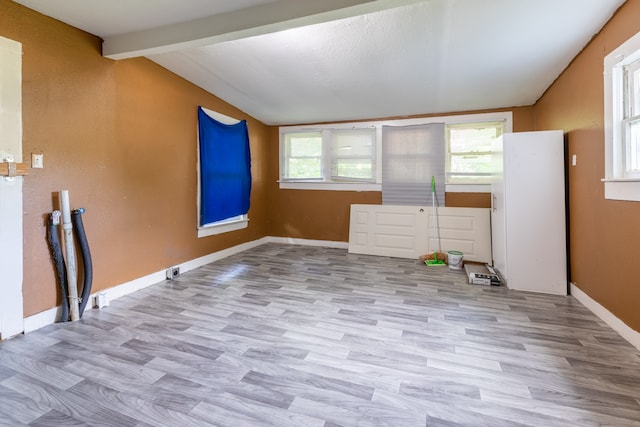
[13,0,626,125]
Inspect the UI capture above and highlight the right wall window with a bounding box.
[623,58,640,177]
[603,30,640,201]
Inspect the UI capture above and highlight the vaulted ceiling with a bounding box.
[13,0,626,125]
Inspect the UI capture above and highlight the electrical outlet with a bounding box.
[166,267,180,280]
[94,292,109,308]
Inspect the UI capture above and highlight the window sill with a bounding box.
[198,218,248,238]
[602,178,640,201]
[278,181,490,193]
[279,181,381,192]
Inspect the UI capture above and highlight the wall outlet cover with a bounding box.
[166,267,180,280]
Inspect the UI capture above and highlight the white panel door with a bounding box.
[349,205,492,262]
[428,207,492,263]
[0,36,24,339]
[348,204,429,259]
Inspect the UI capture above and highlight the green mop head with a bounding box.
[421,251,447,266]
[424,252,446,266]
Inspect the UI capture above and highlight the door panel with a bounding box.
[431,208,492,263]
[349,204,491,262]
[349,204,429,259]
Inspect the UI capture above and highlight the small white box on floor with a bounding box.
[464,264,501,286]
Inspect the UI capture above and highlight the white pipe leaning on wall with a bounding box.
[60,190,80,321]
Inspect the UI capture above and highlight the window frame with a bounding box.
[280,126,382,191]
[445,121,506,185]
[282,131,323,181]
[623,59,640,178]
[279,112,512,192]
[329,128,377,183]
[603,30,640,201]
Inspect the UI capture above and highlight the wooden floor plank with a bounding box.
[1,243,639,426]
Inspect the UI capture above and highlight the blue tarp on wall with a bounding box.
[198,107,252,225]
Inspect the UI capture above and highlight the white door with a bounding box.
[0,36,24,339]
[431,207,492,263]
[348,204,430,259]
[349,204,492,262]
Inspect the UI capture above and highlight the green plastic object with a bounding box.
[425,254,446,266]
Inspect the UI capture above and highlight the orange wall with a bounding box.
[534,0,640,331]
[267,106,535,238]
[2,1,270,317]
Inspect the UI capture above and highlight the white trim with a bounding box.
[181,237,270,270]
[267,236,348,249]
[602,179,640,201]
[279,181,381,191]
[279,111,512,133]
[198,217,248,237]
[23,307,59,334]
[280,182,491,193]
[570,282,640,351]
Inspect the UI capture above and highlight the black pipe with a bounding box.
[72,208,93,318]
[47,214,69,322]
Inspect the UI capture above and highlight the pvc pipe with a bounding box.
[60,190,80,321]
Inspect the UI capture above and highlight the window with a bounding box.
[604,30,640,201]
[280,128,377,188]
[279,112,511,192]
[381,123,445,205]
[330,129,376,181]
[623,59,640,177]
[446,121,504,184]
[197,107,251,237]
[283,132,323,180]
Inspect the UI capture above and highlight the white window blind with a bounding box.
[330,129,376,181]
[446,121,504,184]
[381,123,445,205]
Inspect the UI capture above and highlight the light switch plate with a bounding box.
[32,153,43,168]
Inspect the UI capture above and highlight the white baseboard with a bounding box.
[267,236,348,249]
[23,306,60,333]
[570,283,640,351]
[22,236,345,334]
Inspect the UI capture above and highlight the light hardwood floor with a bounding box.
[1,243,639,426]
